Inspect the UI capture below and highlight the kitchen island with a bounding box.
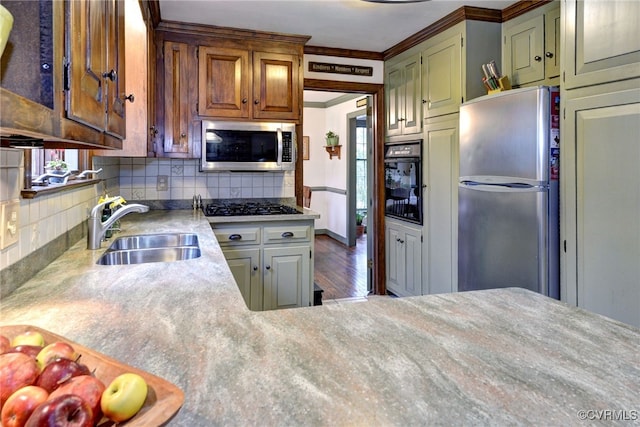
[1,210,638,426]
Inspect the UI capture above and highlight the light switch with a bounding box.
[157,175,169,191]
[0,200,20,250]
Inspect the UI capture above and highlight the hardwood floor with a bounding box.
[314,234,369,301]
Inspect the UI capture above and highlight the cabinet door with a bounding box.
[385,224,404,294]
[104,0,126,139]
[385,66,403,136]
[423,34,461,118]
[66,0,107,132]
[424,115,458,294]
[544,7,561,80]
[563,87,640,327]
[403,229,422,296]
[198,46,250,118]
[504,15,544,86]
[263,246,310,310]
[563,0,640,89]
[252,51,299,120]
[224,248,261,311]
[161,41,191,155]
[401,56,422,134]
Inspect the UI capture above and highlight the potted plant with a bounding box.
[45,158,68,173]
[355,212,365,238]
[325,131,339,146]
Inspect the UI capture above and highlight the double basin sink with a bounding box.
[97,233,201,265]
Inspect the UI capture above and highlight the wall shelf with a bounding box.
[324,145,342,159]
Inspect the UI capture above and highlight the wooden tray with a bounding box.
[1,325,184,426]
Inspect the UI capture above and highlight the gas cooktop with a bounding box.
[204,201,300,217]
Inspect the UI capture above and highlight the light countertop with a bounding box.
[0,210,638,426]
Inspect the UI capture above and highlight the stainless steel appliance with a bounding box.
[458,86,560,298]
[201,121,296,172]
[204,201,300,217]
[384,140,423,224]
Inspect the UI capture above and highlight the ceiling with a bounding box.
[158,0,519,53]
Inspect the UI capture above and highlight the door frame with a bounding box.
[302,79,386,295]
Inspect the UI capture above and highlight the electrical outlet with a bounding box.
[0,200,20,250]
[157,175,169,191]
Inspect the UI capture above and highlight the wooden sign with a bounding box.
[308,61,373,77]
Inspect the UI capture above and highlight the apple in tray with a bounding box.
[0,352,40,407]
[24,394,93,427]
[1,385,49,427]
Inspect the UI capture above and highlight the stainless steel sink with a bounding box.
[97,247,201,265]
[106,233,199,250]
[97,233,201,265]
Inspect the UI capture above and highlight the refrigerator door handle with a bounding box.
[459,181,548,192]
[460,180,534,189]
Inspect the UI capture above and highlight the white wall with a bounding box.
[303,97,364,239]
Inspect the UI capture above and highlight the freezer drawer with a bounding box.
[458,185,550,295]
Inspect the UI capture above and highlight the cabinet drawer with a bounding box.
[214,227,261,246]
[263,225,311,243]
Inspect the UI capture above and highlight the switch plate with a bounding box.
[0,200,20,250]
[157,175,169,191]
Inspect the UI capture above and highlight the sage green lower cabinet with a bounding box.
[213,221,314,311]
[385,218,422,297]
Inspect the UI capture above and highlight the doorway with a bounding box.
[302,83,383,298]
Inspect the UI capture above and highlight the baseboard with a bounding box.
[314,229,347,246]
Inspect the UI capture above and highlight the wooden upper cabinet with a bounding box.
[252,51,299,120]
[66,0,107,132]
[105,0,126,138]
[198,46,250,118]
[160,41,192,155]
[198,46,300,121]
[66,0,126,139]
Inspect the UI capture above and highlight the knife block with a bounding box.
[488,76,512,94]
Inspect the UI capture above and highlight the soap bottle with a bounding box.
[102,204,112,239]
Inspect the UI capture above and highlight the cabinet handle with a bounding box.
[545,51,554,58]
[254,99,259,105]
[228,234,242,241]
[253,266,258,271]
[398,118,405,122]
[534,55,542,62]
[266,265,271,270]
[123,94,135,103]
[242,98,248,104]
[102,69,117,81]
[281,231,294,238]
[180,133,187,138]
[396,238,404,244]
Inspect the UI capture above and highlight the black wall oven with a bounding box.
[384,140,423,224]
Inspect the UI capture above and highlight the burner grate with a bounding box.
[204,202,300,217]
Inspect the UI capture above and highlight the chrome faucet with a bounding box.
[88,197,149,249]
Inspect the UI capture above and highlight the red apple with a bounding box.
[7,346,43,360]
[0,352,40,408]
[49,375,105,425]
[1,386,49,427]
[36,359,91,393]
[0,335,10,354]
[24,394,93,427]
[35,343,77,371]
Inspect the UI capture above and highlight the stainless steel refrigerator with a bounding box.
[458,86,560,298]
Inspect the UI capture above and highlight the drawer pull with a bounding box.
[281,231,294,238]
[228,234,243,241]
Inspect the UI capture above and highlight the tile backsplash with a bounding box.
[105,158,295,201]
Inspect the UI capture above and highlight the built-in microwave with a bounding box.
[201,121,296,172]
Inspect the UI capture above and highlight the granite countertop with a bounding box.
[1,210,638,426]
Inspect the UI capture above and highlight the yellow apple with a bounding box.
[35,342,77,371]
[101,373,148,422]
[10,331,44,348]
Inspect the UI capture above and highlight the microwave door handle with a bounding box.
[277,128,283,166]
